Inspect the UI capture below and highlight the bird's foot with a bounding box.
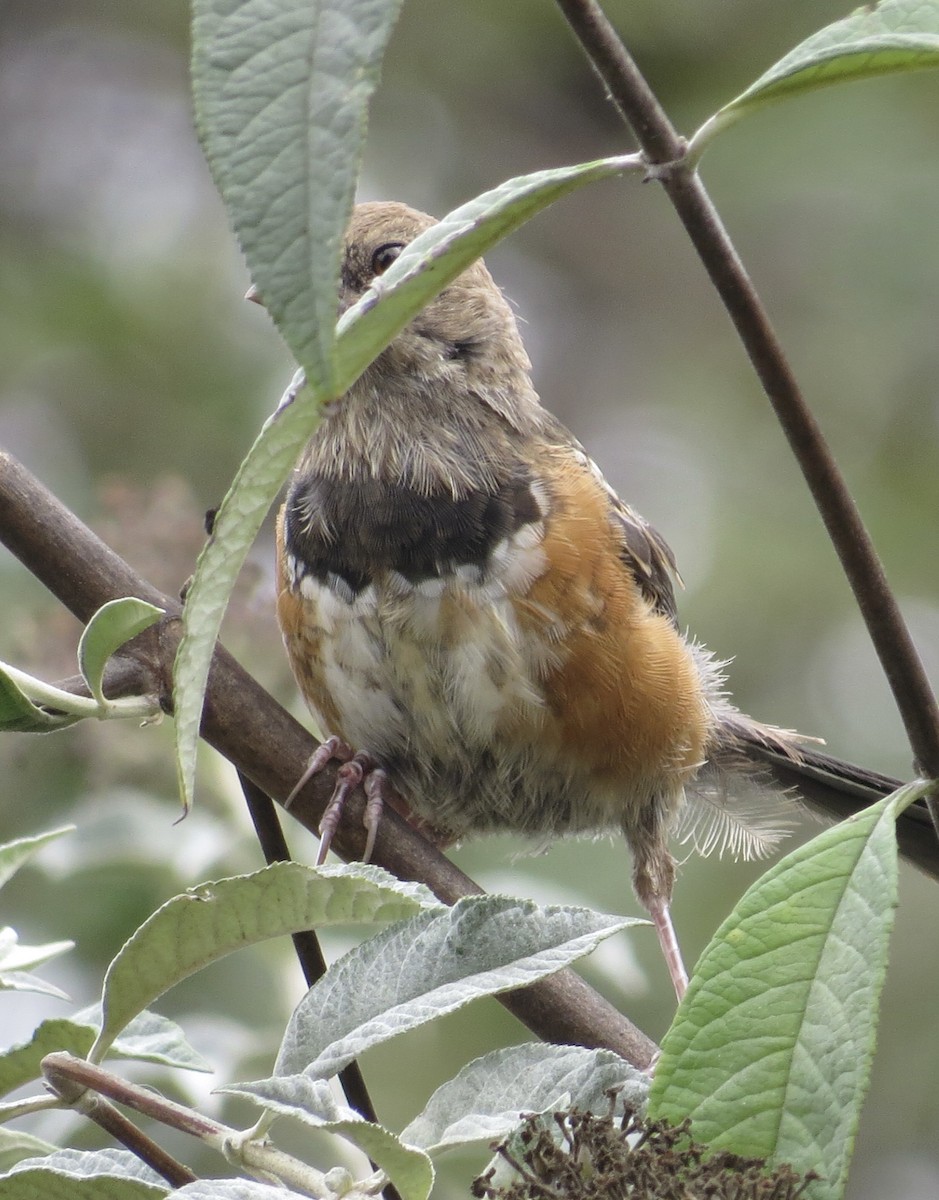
[285,736,391,865]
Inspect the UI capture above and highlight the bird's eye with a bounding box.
[371,242,404,276]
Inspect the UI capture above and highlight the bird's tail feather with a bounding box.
[710,712,938,879]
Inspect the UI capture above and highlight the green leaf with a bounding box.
[0,974,69,1003]
[0,1011,210,1103]
[191,0,403,388]
[0,931,71,975]
[0,928,71,1000]
[0,829,73,891]
[0,1130,57,1173]
[690,0,939,157]
[79,1007,213,1074]
[90,862,439,1063]
[0,667,83,734]
[77,599,163,706]
[649,784,925,1199]
[1,1149,167,1196]
[111,1017,212,1074]
[0,1022,94,1101]
[172,371,316,814]
[0,659,159,734]
[275,896,640,1079]
[182,0,405,815]
[223,1075,433,1200]
[400,1044,648,1156]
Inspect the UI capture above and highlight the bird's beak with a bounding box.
[245,284,263,306]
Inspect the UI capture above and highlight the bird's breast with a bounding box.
[275,459,713,839]
[276,493,557,812]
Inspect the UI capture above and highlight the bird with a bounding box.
[272,200,935,1000]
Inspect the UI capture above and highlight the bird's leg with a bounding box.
[630,818,689,1002]
[285,736,393,865]
[647,896,688,1001]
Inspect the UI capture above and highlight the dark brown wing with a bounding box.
[607,493,680,624]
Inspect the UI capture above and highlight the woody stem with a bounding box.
[554,0,939,836]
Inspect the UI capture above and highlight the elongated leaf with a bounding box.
[90,862,439,1062]
[0,828,73,890]
[78,1007,213,1073]
[0,973,69,1002]
[0,1173,165,1198]
[0,660,158,734]
[649,784,925,1199]
[0,668,83,734]
[191,0,403,386]
[275,896,639,1079]
[172,371,313,812]
[401,1044,648,1155]
[0,1009,209,1102]
[0,929,72,975]
[223,1074,433,1200]
[182,0,402,815]
[77,599,163,706]
[690,0,939,156]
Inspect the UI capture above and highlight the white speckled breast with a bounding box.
[287,516,555,751]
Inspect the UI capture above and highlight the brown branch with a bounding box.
[553,0,939,838]
[42,1052,331,1196]
[237,773,334,990]
[42,1054,197,1187]
[52,658,160,703]
[0,448,657,1069]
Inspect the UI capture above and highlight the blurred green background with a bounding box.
[2,0,938,1194]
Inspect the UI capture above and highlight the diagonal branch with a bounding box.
[0,448,657,1069]
[553,0,939,838]
[41,1055,196,1188]
[41,1052,330,1195]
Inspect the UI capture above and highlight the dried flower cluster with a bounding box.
[471,1101,816,1200]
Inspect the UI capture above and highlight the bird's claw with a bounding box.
[286,738,389,865]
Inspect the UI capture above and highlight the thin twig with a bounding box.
[43,1053,224,1139]
[553,0,939,838]
[42,1054,200,1187]
[58,1095,196,1187]
[42,1053,332,1198]
[238,772,333,986]
[237,772,405,1200]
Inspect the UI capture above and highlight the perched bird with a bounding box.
[273,201,932,999]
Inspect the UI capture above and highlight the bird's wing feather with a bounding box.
[539,415,681,623]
